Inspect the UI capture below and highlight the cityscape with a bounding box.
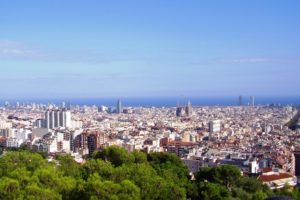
[1,1,300,200]
[1,98,300,189]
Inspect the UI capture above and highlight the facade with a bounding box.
[117,99,122,114]
[182,159,204,174]
[293,150,300,176]
[177,101,193,117]
[209,120,221,133]
[85,131,108,157]
[176,107,185,117]
[239,96,243,106]
[258,171,297,189]
[185,101,193,117]
[250,96,255,106]
[44,109,72,129]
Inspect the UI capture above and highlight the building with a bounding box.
[250,96,255,106]
[185,101,193,116]
[182,159,204,174]
[86,131,108,157]
[294,149,300,176]
[258,170,297,189]
[176,107,185,117]
[209,120,221,133]
[44,109,72,129]
[35,119,44,128]
[161,139,195,158]
[239,96,243,106]
[117,99,123,114]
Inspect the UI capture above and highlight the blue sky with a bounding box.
[0,0,299,99]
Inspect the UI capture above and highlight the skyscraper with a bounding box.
[45,109,71,129]
[65,102,71,110]
[238,96,243,106]
[185,101,193,116]
[294,149,300,176]
[117,99,122,114]
[209,120,221,133]
[176,106,185,117]
[250,96,255,106]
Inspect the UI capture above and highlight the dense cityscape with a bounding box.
[1,1,300,199]
[1,97,300,195]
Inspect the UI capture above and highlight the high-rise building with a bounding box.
[66,102,71,110]
[98,105,107,112]
[209,120,221,133]
[294,149,300,176]
[176,107,185,117]
[250,96,255,106]
[44,109,71,129]
[4,101,10,108]
[86,131,108,157]
[239,96,243,106]
[117,99,122,114]
[185,101,193,116]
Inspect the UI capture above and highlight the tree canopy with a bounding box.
[0,147,299,200]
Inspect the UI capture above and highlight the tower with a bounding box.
[209,120,221,133]
[117,99,122,114]
[239,96,243,106]
[185,101,193,116]
[250,96,255,106]
[44,109,72,129]
[294,149,300,176]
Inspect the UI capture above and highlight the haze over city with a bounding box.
[2,1,300,200]
[1,1,299,99]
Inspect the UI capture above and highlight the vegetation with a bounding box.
[0,146,300,199]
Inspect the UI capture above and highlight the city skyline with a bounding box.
[1,1,300,98]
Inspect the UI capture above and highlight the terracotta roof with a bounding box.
[262,168,273,173]
[258,173,293,182]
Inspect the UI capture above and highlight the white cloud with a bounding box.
[216,57,268,64]
[0,39,147,64]
[0,40,39,58]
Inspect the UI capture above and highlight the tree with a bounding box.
[82,159,114,180]
[132,150,147,164]
[56,154,81,178]
[196,165,241,190]
[0,177,21,200]
[251,191,267,200]
[24,184,61,200]
[147,152,190,186]
[0,151,45,176]
[118,180,140,200]
[198,182,231,200]
[93,146,134,167]
[238,176,266,193]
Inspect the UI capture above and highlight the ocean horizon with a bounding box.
[1,97,300,107]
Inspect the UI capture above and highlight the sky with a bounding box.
[0,0,299,99]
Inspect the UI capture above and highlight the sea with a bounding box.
[1,97,300,107]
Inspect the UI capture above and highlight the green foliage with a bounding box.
[132,150,147,164]
[147,152,190,186]
[93,146,135,167]
[238,176,268,194]
[0,151,45,176]
[0,177,21,200]
[82,159,114,180]
[196,165,241,190]
[56,154,81,178]
[251,191,267,200]
[198,182,231,200]
[0,148,298,200]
